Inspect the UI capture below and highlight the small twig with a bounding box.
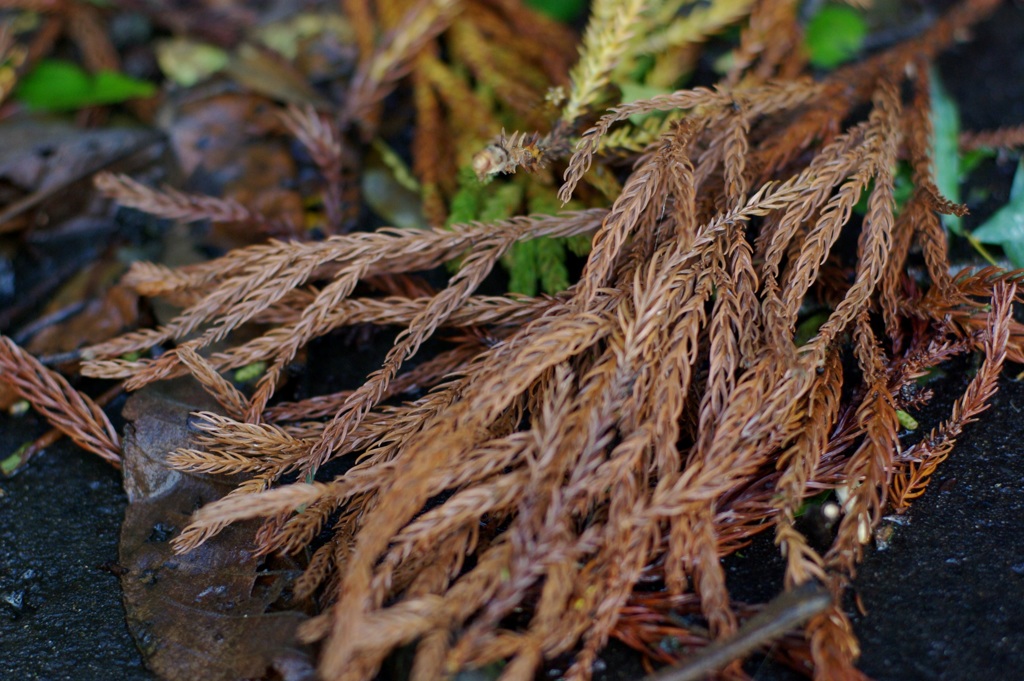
[11,301,87,346]
[641,582,833,681]
[35,349,86,367]
[0,250,99,332]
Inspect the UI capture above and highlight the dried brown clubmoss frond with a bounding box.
[30,0,1021,679]
[173,346,248,419]
[411,66,449,225]
[0,336,121,468]
[279,104,348,231]
[890,281,1015,510]
[343,0,462,133]
[726,0,803,86]
[341,0,376,63]
[79,210,605,386]
[94,172,270,227]
[960,123,1024,151]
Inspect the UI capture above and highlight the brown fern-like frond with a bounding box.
[174,345,248,419]
[411,66,448,226]
[806,602,867,681]
[559,79,819,203]
[0,336,120,467]
[960,123,1024,151]
[94,172,269,226]
[891,281,1014,509]
[826,323,899,577]
[341,0,376,63]
[279,104,348,232]
[343,0,461,135]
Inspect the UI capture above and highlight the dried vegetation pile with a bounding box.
[2,0,1024,679]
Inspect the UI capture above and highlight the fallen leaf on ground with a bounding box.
[119,380,311,681]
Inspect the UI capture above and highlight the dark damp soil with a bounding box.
[2,3,1024,681]
[851,368,1024,680]
[0,426,150,681]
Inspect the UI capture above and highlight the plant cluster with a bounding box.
[2,0,1024,679]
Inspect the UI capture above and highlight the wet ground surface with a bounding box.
[851,371,1024,680]
[2,3,1024,680]
[0,427,150,681]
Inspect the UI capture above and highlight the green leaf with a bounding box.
[156,39,230,88]
[804,6,866,69]
[15,59,155,111]
[565,233,593,256]
[960,148,996,179]
[371,139,420,193]
[971,199,1024,244]
[92,70,157,103]
[1011,156,1024,201]
[795,311,830,345]
[971,159,1024,254]
[794,490,835,518]
[1,442,32,477]
[929,67,962,234]
[15,60,92,110]
[362,164,427,230]
[524,0,586,23]
[1002,240,1024,269]
[1,452,23,476]
[894,164,916,214]
[854,164,915,216]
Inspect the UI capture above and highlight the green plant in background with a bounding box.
[930,67,964,235]
[1,442,31,476]
[446,168,586,295]
[427,0,767,297]
[972,158,1024,267]
[233,361,267,384]
[895,409,919,431]
[524,0,587,23]
[929,67,1023,266]
[804,4,866,69]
